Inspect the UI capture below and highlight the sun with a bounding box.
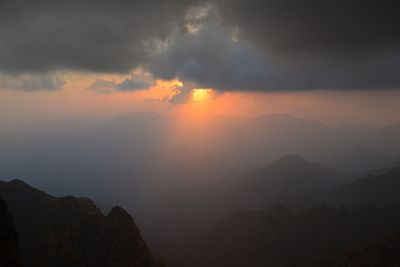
[192,89,213,102]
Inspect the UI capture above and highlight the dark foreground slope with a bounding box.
[183,205,400,267]
[0,197,21,267]
[178,166,400,267]
[0,179,157,267]
[337,231,400,267]
[140,155,344,255]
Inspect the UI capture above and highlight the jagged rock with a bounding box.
[0,197,21,266]
[0,179,157,267]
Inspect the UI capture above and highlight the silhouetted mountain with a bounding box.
[249,155,344,194]
[0,179,157,267]
[138,155,344,258]
[0,197,21,267]
[392,156,400,168]
[326,167,400,207]
[281,166,400,212]
[327,146,393,173]
[182,205,400,267]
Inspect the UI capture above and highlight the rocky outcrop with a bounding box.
[0,197,21,267]
[0,179,157,267]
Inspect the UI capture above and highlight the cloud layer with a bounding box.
[1,0,400,91]
[0,72,64,91]
[218,0,400,55]
[147,5,400,91]
[0,0,195,74]
[88,74,155,94]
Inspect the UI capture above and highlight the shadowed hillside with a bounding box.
[0,179,157,267]
[138,155,345,258]
[182,205,400,267]
[284,166,400,209]
[337,232,400,266]
[327,167,400,207]
[0,197,21,267]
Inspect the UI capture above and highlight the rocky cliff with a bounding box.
[0,197,21,266]
[0,179,157,267]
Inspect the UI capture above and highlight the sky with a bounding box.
[1,0,400,126]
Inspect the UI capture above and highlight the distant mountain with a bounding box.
[276,166,400,215]
[326,167,400,207]
[0,179,157,267]
[140,160,400,263]
[0,197,21,267]
[1,113,400,213]
[392,156,400,168]
[327,146,393,173]
[182,205,400,267]
[138,155,344,257]
[246,155,344,195]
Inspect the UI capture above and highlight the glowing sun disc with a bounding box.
[192,89,213,102]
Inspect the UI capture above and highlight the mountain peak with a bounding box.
[108,206,133,221]
[270,155,311,167]
[1,179,53,201]
[5,179,41,193]
[7,179,29,187]
[248,154,342,193]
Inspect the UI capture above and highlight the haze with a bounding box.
[1,1,400,266]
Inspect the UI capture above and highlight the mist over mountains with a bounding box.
[1,158,400,266]
[1,112,400,266]
[0,112,399,208]
[137,156,400,260]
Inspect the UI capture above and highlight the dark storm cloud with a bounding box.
[216,0,400,55]
[0,0,197,74]
[2,0,400,91]
[147,24,271,91]
[147,0,400,91]
[148,21,400,91]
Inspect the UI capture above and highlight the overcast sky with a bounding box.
[0,0,399,125]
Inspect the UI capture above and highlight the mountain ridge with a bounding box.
[138,155,345,259]
[182,204,400,267]
[0,179,157,267]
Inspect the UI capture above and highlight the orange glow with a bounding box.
[192,89,213,102]
[4,71,399,126]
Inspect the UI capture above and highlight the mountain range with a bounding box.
[137,156,400,262]
[182,204,400,267]
[1,155,400,266]
[1,113,399,209]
